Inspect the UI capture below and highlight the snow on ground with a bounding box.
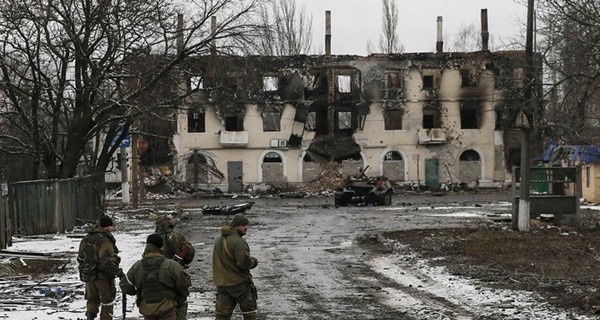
[1,203,600,319]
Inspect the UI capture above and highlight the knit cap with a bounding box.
[147,233,164,248]
[99,215,114,228]
[230,214,249,227]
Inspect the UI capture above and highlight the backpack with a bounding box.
[77,234,101,282]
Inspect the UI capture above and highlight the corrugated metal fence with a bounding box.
[0,186,10,249]
[3,175,105,245]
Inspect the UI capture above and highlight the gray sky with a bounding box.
[297,0,527,55]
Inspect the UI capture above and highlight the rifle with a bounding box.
[122,290,127,320]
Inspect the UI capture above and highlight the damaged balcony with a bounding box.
[219,131,249,147]
[417,128,447,145]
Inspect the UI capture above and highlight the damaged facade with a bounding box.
[173,50,530,192]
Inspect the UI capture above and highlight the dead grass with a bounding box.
[379,209,600,315]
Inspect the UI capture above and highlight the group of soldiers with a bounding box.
[77,212,258,320]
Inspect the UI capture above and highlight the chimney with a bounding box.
[176,13,183,54]
[436,16,443,54]
[211,16,217,56]
[481,9,489,51]
[325,11,331,55]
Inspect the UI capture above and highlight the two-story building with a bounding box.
[171,50,530,192]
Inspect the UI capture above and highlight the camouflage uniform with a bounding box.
[212,214,258,320]
[77,221,123,320]
[155,215,195,319]
[120,235,192,320]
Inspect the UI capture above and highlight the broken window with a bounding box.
[422,75,434,90]
[460,69,477,87]
[422,107,441,128]
[263,152,282,163]
[384,151,403,161]
[189,76,203,91]
[459,150,481,161]
[225,114,243,131]
[337,111,352,129]
[494,105,506,130]
[385,71,402,90]
[263,76,278,92]
[384,109,404,130]
[460,100,481,129]
[187,109,205,133]
[305,111,317,131]
[262,111,281,132]
[337,75,352,93]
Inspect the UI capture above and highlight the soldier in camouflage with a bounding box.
[77,215,124,320]
[212,214,259,320]
[120,233,192,320]
[155,214,195,319]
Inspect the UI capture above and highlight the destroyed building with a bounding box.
[130,10,542,193]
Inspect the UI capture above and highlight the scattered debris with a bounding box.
[202,201,255,215]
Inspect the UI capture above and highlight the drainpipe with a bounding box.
[325,11,331,56]
[481,9,489,51]
[436,16,443,54]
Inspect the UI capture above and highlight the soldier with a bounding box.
[155,214,195,319]
[212,214,259,320]
[77,215,124,320]
[120,233,191,320]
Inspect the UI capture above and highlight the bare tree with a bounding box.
[0,0,260,180]
[248,0,312,55]
[371,0,404,54]
[536,0,600,145]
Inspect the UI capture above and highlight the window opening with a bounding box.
[305,111,317,131]
[422,75,434,89]
[187,109,205,133]
[384,151,403,161]
[337,111,352,129]
[189,76,203,90]
[460,150,480,161]
[422,108,441,128]
[460,101,481,129]
[385,71,402,90]
[263,76,278,91]
[225,115,243,131]
[263,152,282,163]
[384,109,403,130]
[263,111,280,132]
[337,75,351,93]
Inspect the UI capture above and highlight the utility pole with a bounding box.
[517,0,535,232]
[131,132,139,209]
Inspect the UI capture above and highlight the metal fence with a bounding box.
[0,187,10,249]
[6,175,105,239]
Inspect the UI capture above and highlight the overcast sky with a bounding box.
[296,0,528,55]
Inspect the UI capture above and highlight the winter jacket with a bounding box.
[155,216,195,265]
[212,226,258,287]
[120,243,191,317]
[77,226,122,281]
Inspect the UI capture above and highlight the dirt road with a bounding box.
[177,191,578,320]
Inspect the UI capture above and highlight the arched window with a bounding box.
[459,150,480,161]
[384,151,403,161]
[263,152,282,163]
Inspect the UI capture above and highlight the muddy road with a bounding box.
[177,192,530,320]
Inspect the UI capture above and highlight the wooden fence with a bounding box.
[3,175,105,244]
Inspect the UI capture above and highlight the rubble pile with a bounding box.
[296,162,346,194]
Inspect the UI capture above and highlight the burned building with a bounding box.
[170,10,539,193]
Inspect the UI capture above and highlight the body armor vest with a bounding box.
[141,256,176,303]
